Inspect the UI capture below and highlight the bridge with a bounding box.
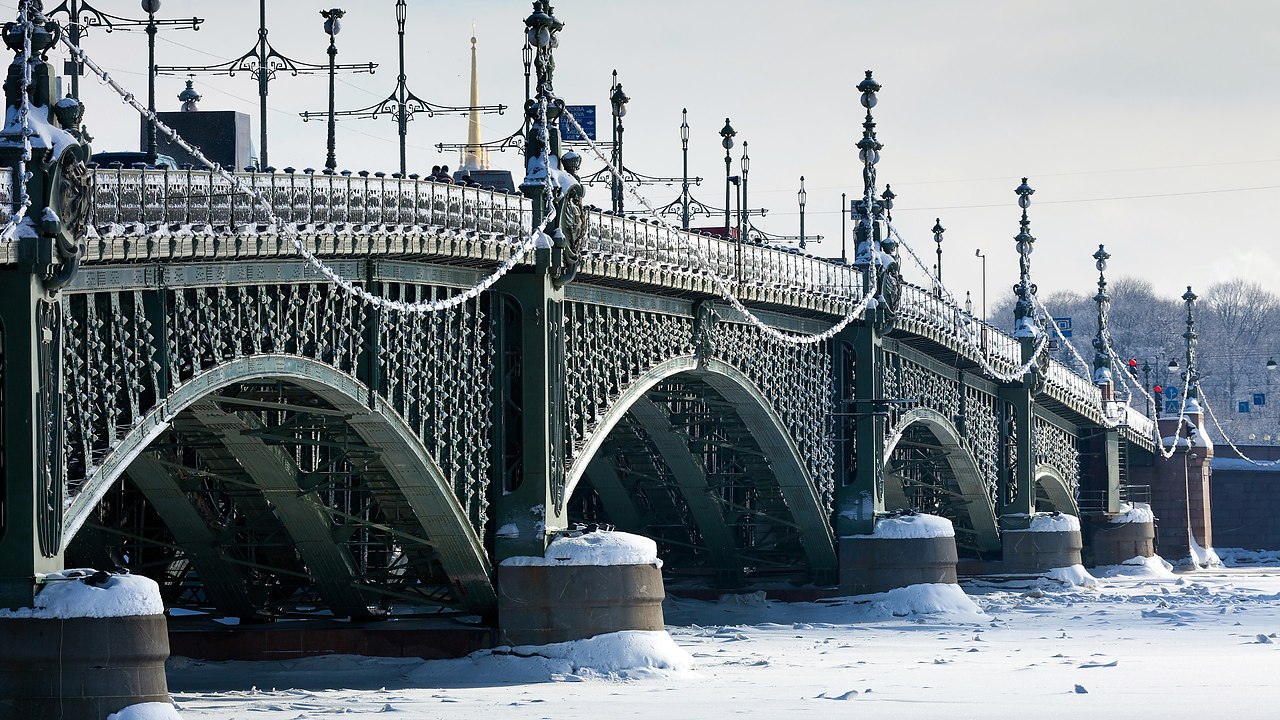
[0,1,1177,638]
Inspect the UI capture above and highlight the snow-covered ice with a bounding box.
[107,702,183,720]
[165,564,1280,718]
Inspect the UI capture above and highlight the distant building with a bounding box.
[142,78,254,170]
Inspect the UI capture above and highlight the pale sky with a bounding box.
[27,0,1280,315]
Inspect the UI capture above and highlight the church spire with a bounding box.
[461,20,488,172]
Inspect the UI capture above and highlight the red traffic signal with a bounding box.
[1154,384,1163,395]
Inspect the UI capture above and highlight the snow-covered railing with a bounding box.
[87,166,530,237]
[583,210,861,304]
[1046,359,1105,416]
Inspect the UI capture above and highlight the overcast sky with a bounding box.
[27,0,1280,317]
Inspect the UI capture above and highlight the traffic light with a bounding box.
[1128,358,1138,378]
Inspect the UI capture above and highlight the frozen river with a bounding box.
[167,561,1280,719]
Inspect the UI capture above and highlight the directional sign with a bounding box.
[1164,385,1179,400]
[560,105,597,141]
[1054,317,1072,338]
[1255,392,1266,407]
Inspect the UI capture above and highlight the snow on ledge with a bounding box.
[1004,512,1081,533]
[851,583,984,617]
[1109,502,1154,525]
[846,513,955,540]
[0,570,164,620]
[500,530,662,568]
[107,702,183,720]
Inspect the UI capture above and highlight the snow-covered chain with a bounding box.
[560,108,877,346]
[1200,394,1280,467]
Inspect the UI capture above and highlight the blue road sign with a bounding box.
[1239,401,1252,413]
[1165,400,1180,414]
[1255,392,1266,407]
[1054,317,1072,338]
[560,105,596,141]
[1164,385,1179,400]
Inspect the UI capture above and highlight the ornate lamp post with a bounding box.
[320,8,343,173]
[1182,286,1201,412]
[1011,178,1042,339]
[852,71,884,272]
[932,217,945,285]
[797,175,807,250]
[523,39,533,107]
[1091,243,1114,389]
[681,109,691,229]
[609,70,629,213]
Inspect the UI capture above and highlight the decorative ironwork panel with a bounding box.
[710,322,836,510]
[890,355,961,425]
[962,385,1001,506]
[376,286,495,532]
[1034,417,1081,498]
[563,302,695,473]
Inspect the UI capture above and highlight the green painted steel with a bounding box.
[185,399,376,619]
[124,454,259,617]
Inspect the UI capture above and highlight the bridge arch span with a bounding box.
[566,356,838,584]
[63,354,495,614]
[1034,464,1080,517]
[883,408,1001,554]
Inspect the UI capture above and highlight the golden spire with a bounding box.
[462,19,487,171]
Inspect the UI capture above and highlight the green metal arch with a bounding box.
[62,354,496,612]
[565,355,837,578]
[1035,464,1080,516]
[883,408,1001,553]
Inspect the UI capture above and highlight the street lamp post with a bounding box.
[974,248,987,320]
[720,118,737,271]
[798,176,807,250]
[610,70,629,214]
[321,8,343,173]
[142,0,161,164]
[740,142,750,243]
[680,109,691,230]
[841,192,847,263]
[932,217,945,286]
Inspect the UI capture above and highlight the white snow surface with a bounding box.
[1108,502,1155,525]
[849,513,955,539]
[1093,554,1176,579]
[0,570,164,619]
[1003,512,1081,533]
[107,702,183,720]
[1042,564,1099,588]
[164,565,1280,718]
[500,530,661,567]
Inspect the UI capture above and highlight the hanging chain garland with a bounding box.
[60,34,555,314]
[1200,393,1280,467]
[560,107,878,346]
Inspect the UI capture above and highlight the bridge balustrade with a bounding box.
[87,167,530,238]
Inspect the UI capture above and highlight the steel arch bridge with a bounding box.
[0,160,1157,618]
